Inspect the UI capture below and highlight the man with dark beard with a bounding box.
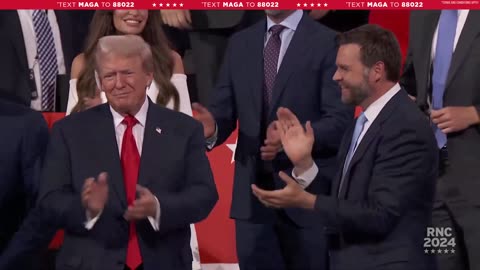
[253,24,439,270]
[193,9,353,270]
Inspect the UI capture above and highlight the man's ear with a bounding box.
[373,61,385,82]
[146,72,153,88]
[94,70,102,91]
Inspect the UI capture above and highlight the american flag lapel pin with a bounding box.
[155,127,162,134]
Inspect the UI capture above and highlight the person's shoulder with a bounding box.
[56,103,107,130]
[385,90,433,134]
[71,53,86,79]
[396,90,427,119]
[151,104,201,131]
[304,16,337,40]
[231,18,265,41]
[170,50,185,74]
[0,98,47,133]
[0,98,40,118]
[170,50,182,64]
[381,91,437,154]
[152,104,193,123]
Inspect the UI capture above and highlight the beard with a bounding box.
[341,82,371,106]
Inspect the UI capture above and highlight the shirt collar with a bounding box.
[110,97,149,128]
[266,10,303,32]
[363,83,401,123]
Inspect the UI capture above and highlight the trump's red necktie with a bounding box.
[121,115,142,269]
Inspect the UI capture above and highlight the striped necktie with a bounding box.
[32,10,58,111]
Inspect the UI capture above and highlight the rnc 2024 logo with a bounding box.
[424,227,456,254]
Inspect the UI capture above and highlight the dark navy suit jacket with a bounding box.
[35,101,218,270]
[209,12,353,225]
[0,98,48,255]
[316,90,438,270]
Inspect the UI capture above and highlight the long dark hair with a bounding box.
[72,10,179,113]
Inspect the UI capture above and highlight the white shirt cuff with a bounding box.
[206,124,218,150]
[292,162,319,188]
[84,210,102,230]
[148,196,161,231]
[84,197,160,231]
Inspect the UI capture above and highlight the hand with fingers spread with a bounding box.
[160,10,192,29]
[82,172,109,218]
[431,106,480,134]
[276,107,315,171]
[260,121,282,161]
[124,185,158,221]
[252,171,316,209]
[192,102,216,138]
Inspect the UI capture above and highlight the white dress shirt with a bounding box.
[17,10,66,111]
[294,84,402,186]
[265,10,304,71]
[66,74,192,116]
[85,97,161,231]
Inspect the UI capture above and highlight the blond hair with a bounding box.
[95,35,154,74]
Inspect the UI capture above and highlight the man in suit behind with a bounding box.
[400,10,480,270]
[0,10,80,112]
[253,24,438,270]
[0,95,49,257]
[193,10,353,269]
[161,10,264,104]
[37,34,218,270]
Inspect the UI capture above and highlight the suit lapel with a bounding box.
[8,12,29,72]
[137,102,171,188]
[413,11,439,101]
[337,91,402,198]
[268,14,311,118]
[446,11,480,89]
[338,123,381,198]
[247,19,268,120]
[94,105,127,207]
[332,124,355,196]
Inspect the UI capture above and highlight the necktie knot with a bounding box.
[356,113,367,127]
[269,25,286,36]
[122,115,138,128]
